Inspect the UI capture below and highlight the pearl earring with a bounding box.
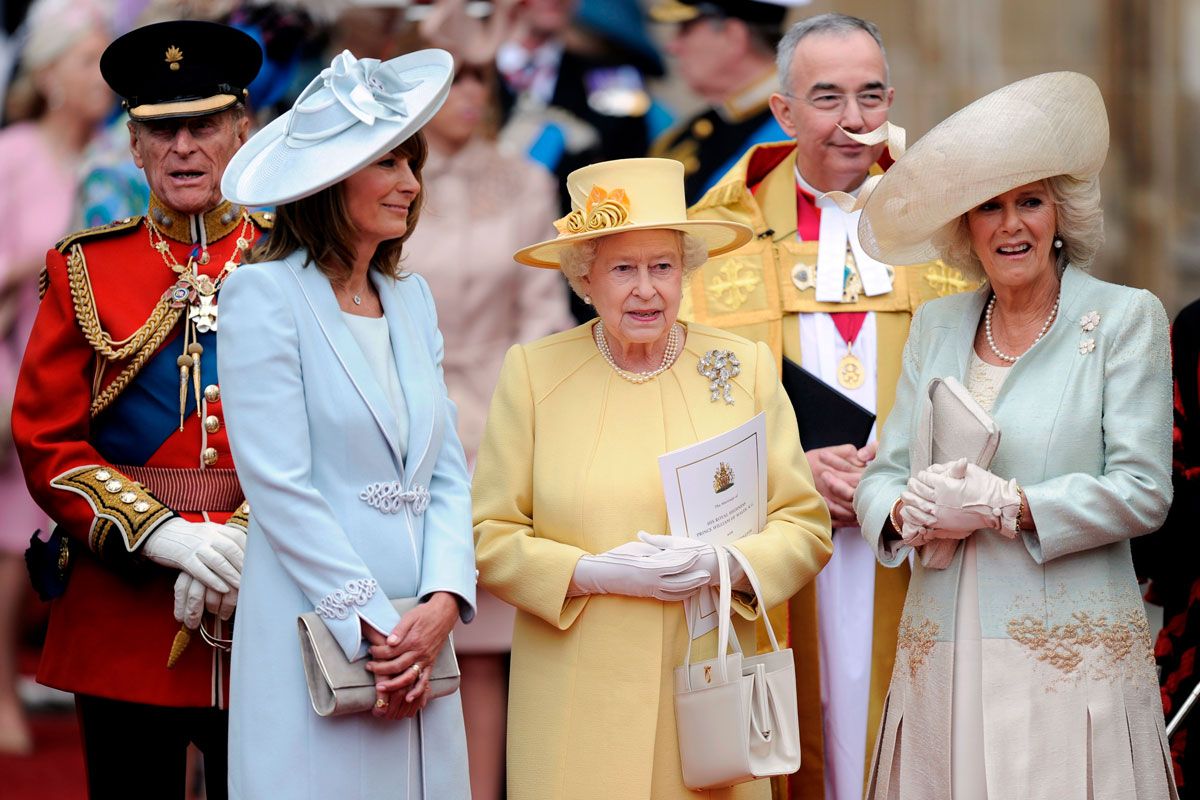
[1053,236,1064,249]
[583,295,592,305]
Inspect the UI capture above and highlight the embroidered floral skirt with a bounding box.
[867,556,1178,800]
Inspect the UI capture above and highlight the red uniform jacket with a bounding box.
[13,197,270,707]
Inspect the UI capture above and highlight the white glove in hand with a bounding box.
[905,458,1020,539]
[636,532,748,589]
[143,519,244,593]
[173,573,238,629]
[569,540,711,601]
[896,500,936,545]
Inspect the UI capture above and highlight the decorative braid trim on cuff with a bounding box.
[50,465,174,553]
[226,501,250,531]
[315,578,379,621]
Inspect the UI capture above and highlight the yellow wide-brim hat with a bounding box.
[857,71,1109,266]
[513,158,753,268]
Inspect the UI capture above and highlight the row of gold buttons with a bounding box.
[203,384,221,466]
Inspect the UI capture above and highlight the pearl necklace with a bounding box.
[593,320,682,384]
[984,291,1059,363]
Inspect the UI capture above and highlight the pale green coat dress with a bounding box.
[855,266,1178,800]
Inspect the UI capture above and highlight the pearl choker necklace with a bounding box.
[593,320,682,384]
[984,291,1059,363]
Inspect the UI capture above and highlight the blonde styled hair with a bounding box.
[934,175,1104,278]
[558,230,709,299]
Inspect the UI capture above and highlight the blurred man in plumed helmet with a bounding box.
[11,19,271,797]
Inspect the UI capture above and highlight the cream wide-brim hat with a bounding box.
[857,71,1109,266]
[222,49,453,207]
[513,158,753,268]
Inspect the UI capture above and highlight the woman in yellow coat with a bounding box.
[473,158,833,800]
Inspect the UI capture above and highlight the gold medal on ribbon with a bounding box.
[838,352,865,389]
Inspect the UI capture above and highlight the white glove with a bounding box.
[635,532,748,589]
[173,573,238,629]
[173,572,206,629]
[894,500,936,545]
[143,519,245,593]
[903,459,1020,539]
[568,539,711,601]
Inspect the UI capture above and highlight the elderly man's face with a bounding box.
[583,229,684,350]
[129,109,250,216]
[768,30,892,193]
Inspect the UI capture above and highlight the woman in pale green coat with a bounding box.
[853,73,1177,799]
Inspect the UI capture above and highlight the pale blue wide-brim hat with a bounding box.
[222,49,453,207]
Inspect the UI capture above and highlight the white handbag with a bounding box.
[673,545,801,790]
[909,376,1002,569]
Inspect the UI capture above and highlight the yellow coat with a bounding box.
[473,321,832,800]
[683,142,972,796]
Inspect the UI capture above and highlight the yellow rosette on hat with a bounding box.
[513,158,753,268]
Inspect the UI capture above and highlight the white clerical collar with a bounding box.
[793,168,866,201]
[795,166,893,302]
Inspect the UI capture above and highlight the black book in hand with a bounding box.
[780,356,876,451]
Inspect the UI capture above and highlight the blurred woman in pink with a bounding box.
[0,0,112,753]
[401,3,572,795]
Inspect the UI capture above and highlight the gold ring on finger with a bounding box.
[411,663,422,677]
[375,698,389,708]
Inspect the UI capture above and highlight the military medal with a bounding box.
[831,312,869,390]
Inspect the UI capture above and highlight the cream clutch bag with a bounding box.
[297,597,460,717]
[908,376,1001,569]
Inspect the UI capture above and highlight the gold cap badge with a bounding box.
[165,45,183,71]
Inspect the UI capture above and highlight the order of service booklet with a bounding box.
[658,412,768,635]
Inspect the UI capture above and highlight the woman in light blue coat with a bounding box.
[853,73,1177,799]
[216,50,474,799]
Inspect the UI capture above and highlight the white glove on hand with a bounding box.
[569,539,711,601]
[173,573,238,629]
[904,458,1021,539]
[173,572,206,629]
[635,532,748,589]
[895,500,936,545]
[144,519,244,593]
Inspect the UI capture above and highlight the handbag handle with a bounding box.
[680,543,784,690]
[724,544,781,653]
[682,543,732,686]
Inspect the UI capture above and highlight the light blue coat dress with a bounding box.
[217,250,476,800]
[855,267,1177,799]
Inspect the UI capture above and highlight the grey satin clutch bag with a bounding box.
[298,597,460,717]
[908,376,1001,569]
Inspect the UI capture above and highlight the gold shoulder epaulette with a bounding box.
[250,210,275,229]
[55,216,143,254]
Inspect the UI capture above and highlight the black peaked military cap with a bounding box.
[649,0,789,27]
[100,20,263,121]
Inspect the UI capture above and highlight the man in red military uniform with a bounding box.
[12,20,267,798]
